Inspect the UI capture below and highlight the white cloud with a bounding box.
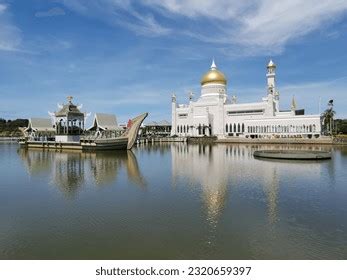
[60,0,170,36]
[0,2,21,51]
[0,3,7,13]
[146,0,347,53]
[62,0,347,54]
[143,0,256,19]
[235,0,347,50]
[35,7,66,18]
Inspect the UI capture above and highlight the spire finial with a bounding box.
[291,95,297,110]
[268,59,276,67]
[67,96,73,104]
[211,58,217,69]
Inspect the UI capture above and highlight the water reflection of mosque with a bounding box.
[171,143,328,231]
[18,149,145,197]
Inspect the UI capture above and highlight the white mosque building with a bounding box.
[171,60,321,139]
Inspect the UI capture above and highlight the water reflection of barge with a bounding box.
[18,97,147,151]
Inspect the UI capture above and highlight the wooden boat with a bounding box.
[19,113,148,151]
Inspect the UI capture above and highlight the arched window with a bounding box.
[198,124,201,135]
[187,125,189,133]
[237,123,240,133]
[226,124,228,133]
[313,124,316,132]
[229,124,232,132]
[233,123,236,133]
[242,123,245,133]
[183,126,186,133]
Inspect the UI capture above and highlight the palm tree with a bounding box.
[321,100,336,135]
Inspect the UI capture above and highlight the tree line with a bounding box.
[320,100,347,135]
[0,118,29,137]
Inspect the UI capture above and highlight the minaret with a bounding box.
[171,93,177,136]
[291,95,297,115]
[265,59,277,116]
[267,59,276,92]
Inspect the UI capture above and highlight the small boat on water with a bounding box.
[253,150,332,160]
[18,97,148,151]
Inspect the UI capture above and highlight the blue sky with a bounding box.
[0,0,347,124]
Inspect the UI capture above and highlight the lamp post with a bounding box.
[328,100,334,136]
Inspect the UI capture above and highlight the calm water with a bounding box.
[0,142,346,259]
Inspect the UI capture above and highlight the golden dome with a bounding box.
[267,59,276,68]
[201,60,227,86]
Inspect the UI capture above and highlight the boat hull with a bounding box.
[81,137,128,150]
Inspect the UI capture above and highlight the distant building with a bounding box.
[171,60,321,139]
[142,120,171,137]
[88,113,124,136]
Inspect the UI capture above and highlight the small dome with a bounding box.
[201,60,227,86]
[267,59,276,68]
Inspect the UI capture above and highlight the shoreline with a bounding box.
[215,137,334,145]
[2,136,347,145]
[0,137,19,142]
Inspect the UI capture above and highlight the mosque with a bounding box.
[171,60,321,139]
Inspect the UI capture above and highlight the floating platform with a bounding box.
[253,150,332,160]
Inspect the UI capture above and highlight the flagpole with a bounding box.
[319,96,321,114]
